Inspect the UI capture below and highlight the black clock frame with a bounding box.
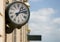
[5,1,30,29]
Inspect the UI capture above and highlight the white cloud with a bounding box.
[39,8,55,16]
[53,18,60,24]
[29,8,60,42]
[29,8,56,35]
[30,8,55,22]
[31,8,55,16]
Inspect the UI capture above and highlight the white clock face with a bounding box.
[8,2,30,25]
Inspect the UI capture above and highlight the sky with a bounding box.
[28,0,60,42]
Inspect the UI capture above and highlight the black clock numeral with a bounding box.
[11,15,13,18]
[23,8,27,11]
[9,12,13,14]
[22,19,23,21]
[13,4,16,9]
[23,9,26,10]
[14,18,16,21]
[20,6,25,11]
[23,16,26,19]
[18,20,19,23]
[20,7,23,11]
[17,4,20,8]
[18,17,19,23]
[10,8,15,10]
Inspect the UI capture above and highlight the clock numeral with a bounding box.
[20,6,24,11]
[14,18,16,21]
[18,20,19,23]
[13,4,16,9]
[24,16,27,19]
[18,17,19,23]
[20,7,26,10]
[22,19,23,21]
[20,8,23,11]
[23,8,27,11]
[11,15,13,18]
[23,9,26,10]
[17,4,20,8]
[10,8,14,10]
[9,12,13,14]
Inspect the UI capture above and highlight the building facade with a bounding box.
[0,0,30,42]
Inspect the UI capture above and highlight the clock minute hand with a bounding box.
[20,11,27,14]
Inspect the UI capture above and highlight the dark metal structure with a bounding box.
[28,35,42,41]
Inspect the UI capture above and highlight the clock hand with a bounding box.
[15,10,27,16]
[15,11,22,16]
[15,12,20,16]
[15,7,22,16]
[20,7,27,14]
[19,6,27,14]
[20,11,27,14]
[15,6,27,16]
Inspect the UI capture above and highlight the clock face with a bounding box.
[7,2,30,25]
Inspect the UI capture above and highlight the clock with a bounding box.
[5,2,30,28]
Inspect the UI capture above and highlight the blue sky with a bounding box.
[28,0,60,42]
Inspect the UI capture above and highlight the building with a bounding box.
[0,0,30,42]
[6,24,29,42]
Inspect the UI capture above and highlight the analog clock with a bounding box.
[5,2,30,28]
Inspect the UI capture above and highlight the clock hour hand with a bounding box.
[15,12,19,16]
[15,7,23,16]
[15,10,21,16]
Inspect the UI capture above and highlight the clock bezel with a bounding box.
[5,1,30,28]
